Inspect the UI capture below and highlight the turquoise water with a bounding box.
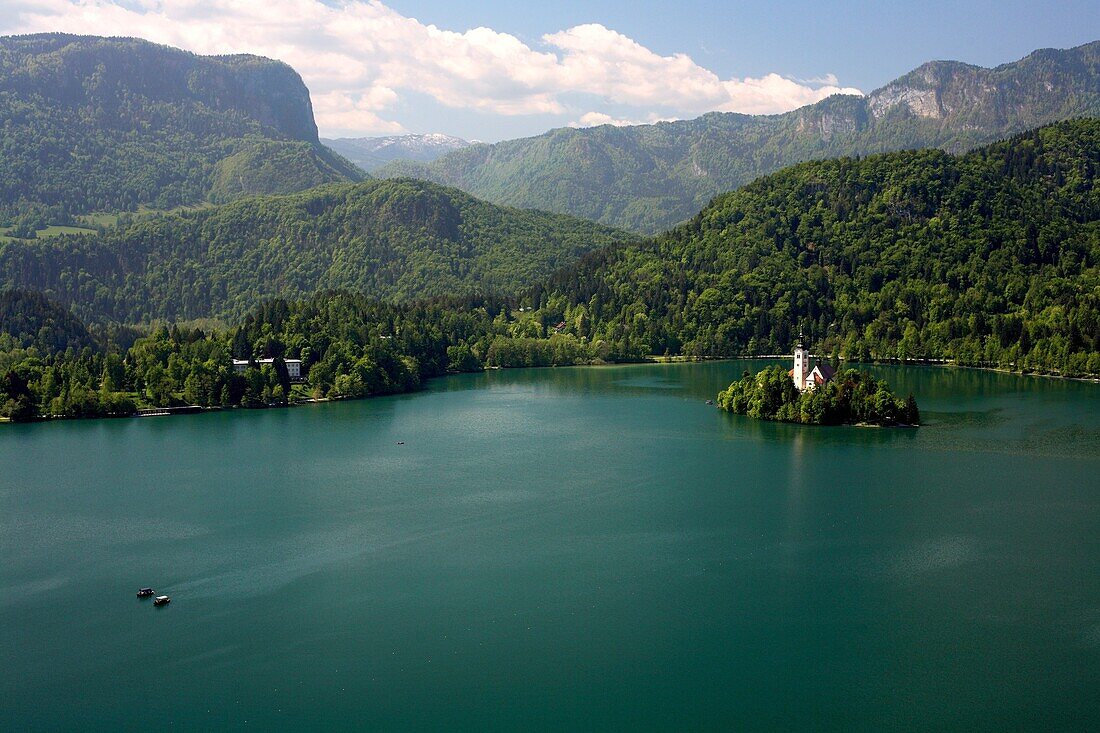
[2,362,1098,731]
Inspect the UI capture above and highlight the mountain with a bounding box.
[0,33,362,217]
[323,134,474,172]
[527,119,1100,377]
[5,121,1099,422]
[0,178,630,323]
[379,41,1100,233]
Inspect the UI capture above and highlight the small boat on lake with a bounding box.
[136,587,155,598]
[153,595,171,606]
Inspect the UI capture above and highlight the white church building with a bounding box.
[788,341,836,392]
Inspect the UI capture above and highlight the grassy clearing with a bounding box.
[76,212,119,228]
[2,204,216,242]
[39,225,97,236]
[1,224,97,242]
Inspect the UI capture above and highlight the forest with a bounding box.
[0,178,630,322]
[4,120,1100,422]
[523,119,1100,378]
[0,290,627,420]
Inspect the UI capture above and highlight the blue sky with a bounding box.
[5,0,1099,141]
[386,0,1099,86]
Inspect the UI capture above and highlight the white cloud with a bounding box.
[2,1,863,135]
[312,91,406,134]
[571,111,680,128]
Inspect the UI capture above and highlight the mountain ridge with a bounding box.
[379,40,1100,232]
[0,33,362,216]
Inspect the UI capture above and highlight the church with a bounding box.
[789,340,836,392]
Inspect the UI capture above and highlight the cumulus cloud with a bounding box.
[571,111,679,128]
[312,92,406,135]
[2,0,863,135]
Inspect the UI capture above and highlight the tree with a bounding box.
[903,393,921,425]
[1,369,37,420]
[231,328,251,359]
[144,363,173,406]
[446,344,481,372]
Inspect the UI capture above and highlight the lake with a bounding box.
[2,361,1098,731]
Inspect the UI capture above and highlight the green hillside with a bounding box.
[0,33,361,218]
[0,178,631,323]
[3,121,1098,421]
[381,41,1100,233]
[527,119,1100,377]
[0,288,97,353]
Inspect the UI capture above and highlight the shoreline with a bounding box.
[5,356,1098,425]
[649,354,1100,385]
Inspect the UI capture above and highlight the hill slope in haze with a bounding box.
[0,178,630,323]
[0,33,362,216]
[381,41,1100,233]
[324,134,473,172]
[529,119,1100,376]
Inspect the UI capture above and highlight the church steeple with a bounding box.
[792,333,810,391]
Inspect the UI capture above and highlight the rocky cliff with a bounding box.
[380,41,1100,232]
[0,34,360,215]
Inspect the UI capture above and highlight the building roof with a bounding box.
[232,358,302,365]
[791,361,836,387]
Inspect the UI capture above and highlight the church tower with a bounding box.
[792,337,810,391]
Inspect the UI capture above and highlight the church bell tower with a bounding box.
[793,336,809,391]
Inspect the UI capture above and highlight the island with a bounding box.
[717,342,920,427]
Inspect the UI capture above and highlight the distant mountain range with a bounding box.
[323,134,474,172]
[0,33,362,216]
[379,41,1100,232]
[2,31,1098,356]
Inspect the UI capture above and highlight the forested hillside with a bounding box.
[0,288,97,353]
[4,121,1099,421]
[0,178,630,323]
[0,33,361,218]
[382,41,1100,232]
[527,119,1100,376]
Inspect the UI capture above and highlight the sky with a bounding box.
[2,0,1098,141]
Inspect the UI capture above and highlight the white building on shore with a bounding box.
[232,358,303,380]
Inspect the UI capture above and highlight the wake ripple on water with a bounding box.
[0,514,211,551]
[889,535,981,578]
[0,574,70,607]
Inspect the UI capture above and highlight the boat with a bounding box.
[153,595,171,606]
[705,399,714,405]
[136,587,155,598]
